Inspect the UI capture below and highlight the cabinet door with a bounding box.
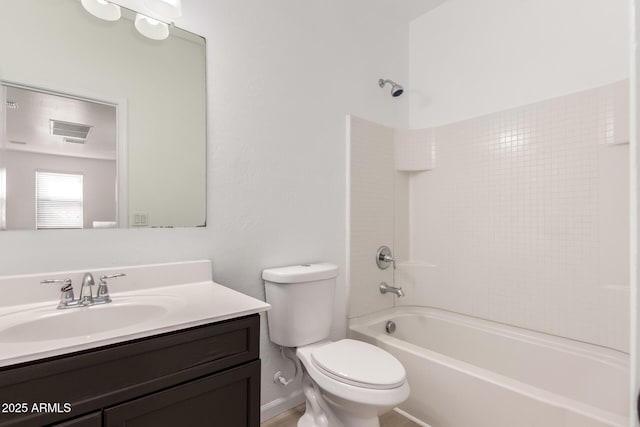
[0,315,259,427]
[52,412,101,427]
[104,361,260,427]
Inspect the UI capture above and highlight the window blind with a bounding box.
[35,171,83,229]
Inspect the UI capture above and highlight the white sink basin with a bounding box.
[0,260,270,368]
[0,296,179,343]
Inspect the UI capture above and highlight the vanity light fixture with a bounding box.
[135,13,170,40]
[80,0,122,22]
[144,0,182,19]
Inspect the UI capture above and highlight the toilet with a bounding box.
[263,263,409,427]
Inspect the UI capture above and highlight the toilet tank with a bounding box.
[263,263,339,347]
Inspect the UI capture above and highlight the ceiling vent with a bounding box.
[50,119,92,140]
[63,137,87,145]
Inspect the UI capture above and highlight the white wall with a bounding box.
[409,0,629,128]
[0,150,116,230]
[183,1,411,411]
[0,0,413,415]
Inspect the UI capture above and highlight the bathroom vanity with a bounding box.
[0,261,269,427]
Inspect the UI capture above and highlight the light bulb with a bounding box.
[80,0,121,21]
[134,13,170,40]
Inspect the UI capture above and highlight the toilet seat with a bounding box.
[296,340,410,407]
[311,339,406,390]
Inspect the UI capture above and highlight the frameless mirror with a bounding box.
[0,0,206,230]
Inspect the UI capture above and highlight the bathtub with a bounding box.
[348,307,629,427]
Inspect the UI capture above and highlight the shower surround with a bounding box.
[347,79,630,425]
[350,79,629,352]
[400,79,629,352]
[349,78,629,350]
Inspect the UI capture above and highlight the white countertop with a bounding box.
[0,261,270,367]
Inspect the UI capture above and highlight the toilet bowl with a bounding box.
[262,264,410,427]
[296,340,409,427]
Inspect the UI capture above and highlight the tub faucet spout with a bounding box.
[380,282,404,297]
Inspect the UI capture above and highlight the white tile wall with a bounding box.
[348,115,395,317]
[395,128,434,171]
[400,80,630,352]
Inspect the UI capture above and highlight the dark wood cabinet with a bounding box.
[104,361,260,427]
[0,315,260,427]
[52,412,102,427]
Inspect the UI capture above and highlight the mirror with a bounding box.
[0,0,206,230]
[1,85,117,230]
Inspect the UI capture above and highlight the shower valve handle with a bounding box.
[376,246,395,270]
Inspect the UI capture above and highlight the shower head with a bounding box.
[379,78,404,97]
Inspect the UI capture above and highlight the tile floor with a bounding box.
[261,404,420,427]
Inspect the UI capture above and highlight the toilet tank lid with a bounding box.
[262,263,339,283]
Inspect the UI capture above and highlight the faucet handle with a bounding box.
[100,273,126,282]
[376,246,396,270]
[96,273,125,303]
[41,279,75,307]
[41,278,73,290]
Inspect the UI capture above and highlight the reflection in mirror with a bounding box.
[1,85,117,230]
[0,0,206,230]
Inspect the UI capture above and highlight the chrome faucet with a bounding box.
[380,282,404,297]
[41,272,125,309]
[79,273,96,305]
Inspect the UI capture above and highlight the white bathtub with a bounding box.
[348,307,629,427]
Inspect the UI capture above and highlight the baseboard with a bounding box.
[260,390,305,423]
[394,408,432,427]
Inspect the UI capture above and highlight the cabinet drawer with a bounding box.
[104,360,260,427]
[0,315,259,427]
[51,412,102,427]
